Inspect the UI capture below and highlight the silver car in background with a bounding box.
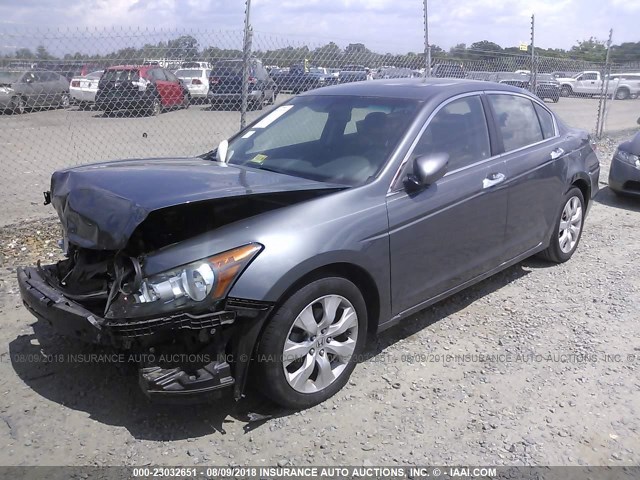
[175,68,211,103]
[0,69,70,114]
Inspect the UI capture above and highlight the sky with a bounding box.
[0,0,637,55]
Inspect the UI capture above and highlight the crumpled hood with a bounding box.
[51,157,342,250]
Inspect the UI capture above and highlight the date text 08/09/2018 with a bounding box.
[131,466,499,478]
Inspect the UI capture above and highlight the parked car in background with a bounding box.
[271,64,333,93]
[499,74,560,103]
[608,131,640,196]
[94,65,190,116]
[208,58,276,110]
[556,70,640,100]
[339,65,370,83]
[431,63,466,78]
[37,62,104,82]
[181,61,210,69]
[0,69,70,114]
[69,70,103,108]
[550,71,579,80]
[175,68,211,103]
[376,67,416,79]
[17,79,599,409]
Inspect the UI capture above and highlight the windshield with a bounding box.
[225,95,421,186]
[0,71,23,83]
[212,61,243,76]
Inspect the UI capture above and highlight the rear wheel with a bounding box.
[148,97,162,116]
[181,91,190,109]
[615,88,630,100]
[539,187,585,263]
[256,277,367,409]
[59,93,70,108]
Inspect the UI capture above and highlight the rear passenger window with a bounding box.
[412,95,491,172]
[534,103,555,139]
[489,94,543,152]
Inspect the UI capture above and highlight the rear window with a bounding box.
[102,69,140,82]
[212,61,243,75]
[175,69,202,77]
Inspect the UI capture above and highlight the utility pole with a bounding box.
[423,0,431,78]
[240,0,253,129]
[530,14,536,95]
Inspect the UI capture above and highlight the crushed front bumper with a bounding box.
[17,265,273,402]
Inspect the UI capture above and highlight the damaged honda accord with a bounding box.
[18,79,600,409]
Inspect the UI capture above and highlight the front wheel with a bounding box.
[560,86,572,97]
[11,96,26,114]
[256,277,367,409]
[539,187,585,263]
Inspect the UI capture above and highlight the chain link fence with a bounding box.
[1,25,639,224]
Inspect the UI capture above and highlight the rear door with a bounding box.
[386,94,508,315]
[149,68,171,106]
[488,93,566,260]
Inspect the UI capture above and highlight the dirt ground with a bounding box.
[0,129,639,468]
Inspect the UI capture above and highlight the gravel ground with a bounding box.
[0,131,639,468]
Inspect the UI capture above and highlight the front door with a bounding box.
[387,94,508,316]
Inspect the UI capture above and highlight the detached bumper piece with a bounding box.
[140,359,234,403]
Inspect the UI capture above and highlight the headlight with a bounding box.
[615,148,640,169]
[106,243,262,319]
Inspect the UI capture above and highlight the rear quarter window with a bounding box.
[533,104,556,139]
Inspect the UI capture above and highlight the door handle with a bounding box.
[483,172,506,189]
[550,147,565,160]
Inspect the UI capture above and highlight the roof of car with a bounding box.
[106,65,153,71]
[300,78,528,99]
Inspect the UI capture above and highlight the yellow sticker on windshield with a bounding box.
[249,154,268,164]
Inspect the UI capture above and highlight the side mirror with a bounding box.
[216,139,229,163]
[404,153,449,192]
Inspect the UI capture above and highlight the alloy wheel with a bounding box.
[282,295,358,393]
[558,196,583,254]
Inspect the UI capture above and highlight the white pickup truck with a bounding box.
[557,70,640,100]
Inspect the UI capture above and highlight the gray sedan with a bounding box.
[17,79,600,408]
[0,69,70,114]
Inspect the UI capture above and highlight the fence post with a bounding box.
[240,0,253,130]
[595,29,613,138]
[530,14,536,95]
[423,0,431,78]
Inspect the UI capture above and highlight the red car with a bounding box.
[95,65,190,116]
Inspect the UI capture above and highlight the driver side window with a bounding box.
[412,95,491,173]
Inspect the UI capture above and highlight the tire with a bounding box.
[59,93,70,108]
[181,91,190,109]
[552,96,559,103]
[256,276,367,409]
[560,86,572,97]
[539,187,585,264]
[614,88,630,100]
[11,97,26,114]
[148,96,162,116]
